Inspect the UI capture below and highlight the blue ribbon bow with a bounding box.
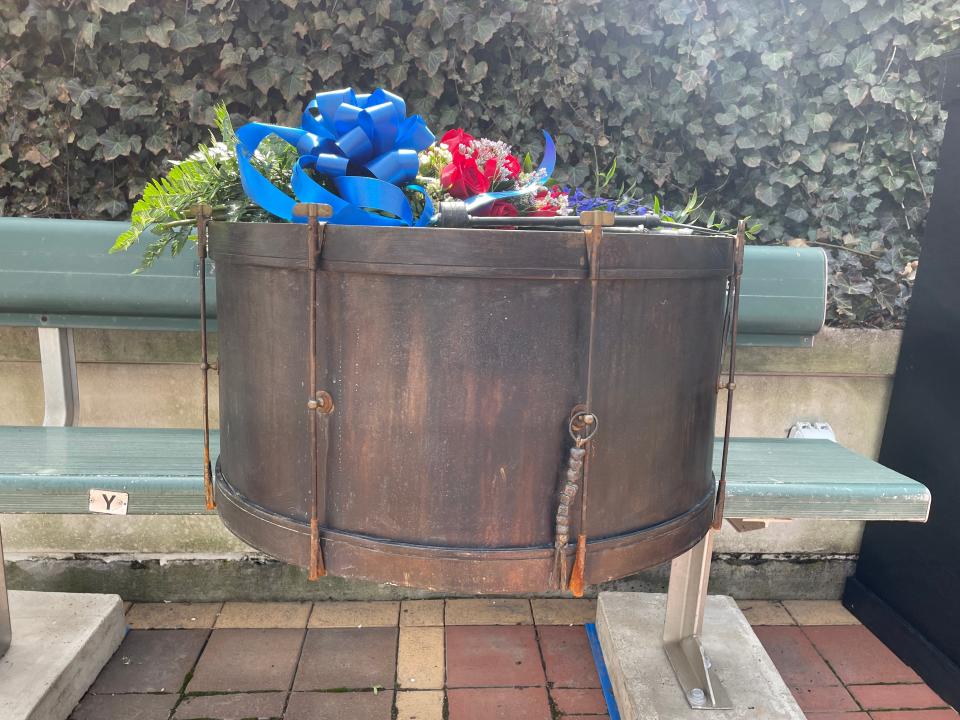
[235,87,557,226]
[236,88,436,226]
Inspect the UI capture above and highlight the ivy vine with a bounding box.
[1,0,957,326]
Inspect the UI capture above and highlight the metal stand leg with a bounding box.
[663,530,731,710]
[38,327,79,427]
[0,522,10,658]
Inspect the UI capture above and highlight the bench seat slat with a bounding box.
[0,427,930,521]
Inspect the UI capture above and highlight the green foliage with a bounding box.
[109,102,291,270]
[1,0,958,325]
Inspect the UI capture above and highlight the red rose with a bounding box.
[440,128,475,159]
[440,157,490,199]
[483,154,521,182]
[478,200,519,217]
[529,206,559,217]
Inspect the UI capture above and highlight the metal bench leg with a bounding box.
[38,327,79,427]
[0,522,10,658]
[663,530,732,709]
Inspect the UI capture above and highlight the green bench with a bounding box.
[0,428,930,522]
[0,216,930,709]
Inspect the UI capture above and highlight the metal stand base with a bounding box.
[663,531,731,710]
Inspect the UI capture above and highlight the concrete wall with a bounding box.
[0,326,901,599]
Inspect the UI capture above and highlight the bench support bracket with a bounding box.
[663,530,732,710]
[39,327,79,427]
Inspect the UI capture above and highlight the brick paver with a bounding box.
[445,625,545,687]
[737,599,796,625]
[867,711,959,719]
[395,690,445,720]
[783,600,860,626]
[754,625,840,687]
[285,690,393,719]
[215,601,311,629]
[530,598,597,625]
[307,600,400,628]
[400,599,445,627]
[791,684,860,713]
[91,629,209,694]
[125,602,221,629]
[447,687,551,720]
[803,625,922,685]
[294,627,398,690]
[173,691,287,719]
[187,628,304,692]
[73,597,960,720]
[849,683,949,711]
[550,687,607,714]
[538,625,601,688]
[397,626,445,689]
[445,598,532,625]
[70,693,178,720]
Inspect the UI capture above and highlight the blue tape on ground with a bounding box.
[585,622,622,720]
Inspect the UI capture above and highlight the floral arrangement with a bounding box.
[113,86,751,269]
[113,88,566,267]
[416,128,569,219]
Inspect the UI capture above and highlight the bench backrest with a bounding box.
[0,217,827,346]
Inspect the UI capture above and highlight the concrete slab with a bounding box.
[597,592,804,720]
[0,590,125,720]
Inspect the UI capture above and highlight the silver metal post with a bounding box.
[663,530,732,710]
[0,522,11,658]
[38,327,79,427]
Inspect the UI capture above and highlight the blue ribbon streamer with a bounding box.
[236,88,436,226]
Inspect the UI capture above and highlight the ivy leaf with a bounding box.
[870,84,895,104]
[845,84,869,107]
[249,63,282,95]
[466,60,488,84]
[754,183,782,207]
[881,174,905,192]
[441,5,462,29]
[659,0,692,25]
[170,19,203,51]
[715,110,738,126]
[99,128,131,160]
[845,45,875,75]
[22,144,59,167]
[842,0,867,11]
[279,70,309,102]
[761,50,792,71]
[315,54,342,81]
[784,123,810,145]
[145,18,174,47]
[802,148,827,172]
[422,46,447,75]
[90,0,136,13]
[818,47,846,68]
[811,112,834,132]
[472,17,499,45]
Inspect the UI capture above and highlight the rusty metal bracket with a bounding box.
[713,220,746,529]
[191,204,217,511]
[294,202,334,581]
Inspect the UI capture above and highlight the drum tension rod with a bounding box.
[563,210,615,597]
[191,203,216,512]
[294,202,335,581]
[713,220,746,528]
